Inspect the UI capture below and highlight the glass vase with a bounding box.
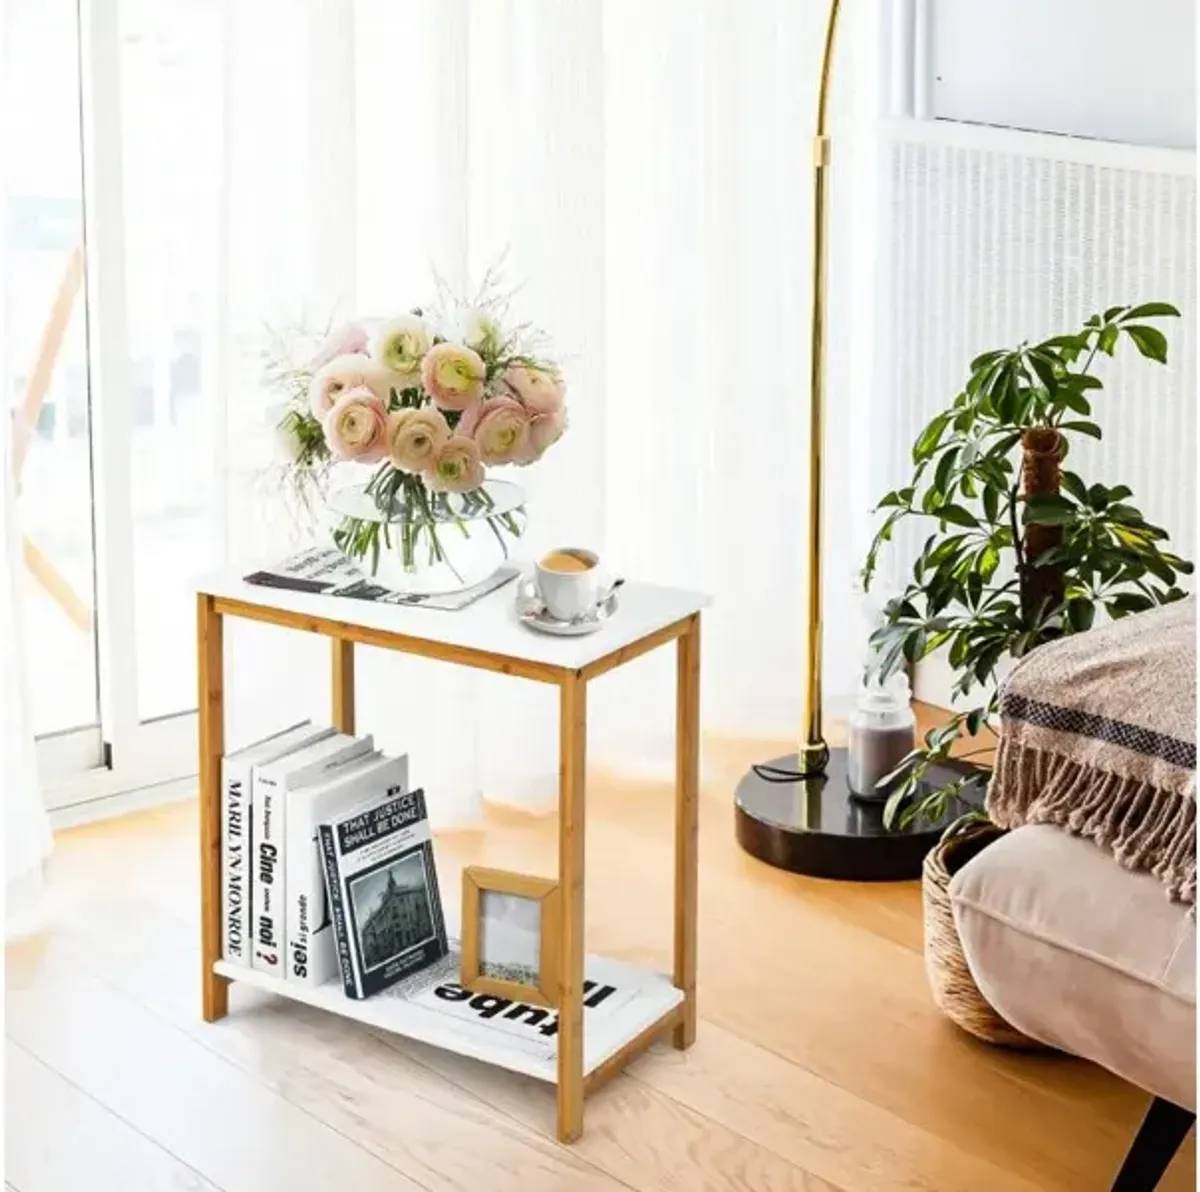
[325,475,526,596]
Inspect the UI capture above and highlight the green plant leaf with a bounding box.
[969,349,1005,372]
[1040,333,1089,351]
[1098,324,1119,355]
[1066,598,1095,632]
[1107,591,1155,617]
[1123,324,1169,364]
[1060,470,1089,505]
[1060,420,1102,439]
[932,446,961,496]
[1119,302,1180,321]
[937,504,980,528]
[1023,494,1077,525]
[982,484,1000,525]
[913,412,951,464]
[1027,352,1059,390]
[1103,305,1126,321]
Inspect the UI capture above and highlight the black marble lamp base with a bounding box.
[734,748,985,881]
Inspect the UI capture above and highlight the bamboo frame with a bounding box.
[460,867,561,1009]
[196,592,701,1143]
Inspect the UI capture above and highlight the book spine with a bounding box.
[252,773,285,975]
[221,756,252,966]
[319,824,359,998]
[422,840,449,955]
[286,805,323,988]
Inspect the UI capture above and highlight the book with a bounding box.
[251,732,374,975]
[220,721,334,967]
[285,751,409,989]
[319,788,448,999]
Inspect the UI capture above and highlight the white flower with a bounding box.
[372,315,432,382]
[457,306,504,354]
[268,402,305,463]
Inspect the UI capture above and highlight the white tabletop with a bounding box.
[196,564,708,671]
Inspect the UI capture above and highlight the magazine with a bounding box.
[369,946,644,1064]
[243,547,518,611]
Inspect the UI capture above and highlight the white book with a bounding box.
[251,732,374,975]
[220,721,334,967]
[285,751,409,988]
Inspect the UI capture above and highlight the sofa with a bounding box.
[945,598,1196,1189]
[950,820,1195,1189]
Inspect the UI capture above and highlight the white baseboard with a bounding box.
[48,775,197,832]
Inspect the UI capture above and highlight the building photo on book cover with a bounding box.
[349,851,437,973]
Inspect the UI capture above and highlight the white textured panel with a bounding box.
[875,121,1197,595]
[930,0,1196,150]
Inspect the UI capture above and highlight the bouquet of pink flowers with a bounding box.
[268,288,567,579]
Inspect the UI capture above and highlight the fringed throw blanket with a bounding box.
[987,597,1197,903]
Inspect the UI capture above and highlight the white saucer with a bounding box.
[515,576,621,637]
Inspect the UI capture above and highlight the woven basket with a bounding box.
[922,818,1048,1049]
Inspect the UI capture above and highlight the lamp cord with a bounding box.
[751,756,830,784]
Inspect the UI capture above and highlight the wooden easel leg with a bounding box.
[673,614,700,1050]
[331,638,355,733]
[197,594,229,1022]
[556,673,587,1143]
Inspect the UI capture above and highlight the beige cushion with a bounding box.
[949,824,1196,1108]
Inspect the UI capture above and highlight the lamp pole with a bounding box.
[797,0,843,777]
[732,0,978,879]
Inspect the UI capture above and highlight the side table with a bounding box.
[195,566,707,1142]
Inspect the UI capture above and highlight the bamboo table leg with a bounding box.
[674,613,700,1049]
[556,672,587,1143]
[331,638,356,733]
[197,593,229,1022]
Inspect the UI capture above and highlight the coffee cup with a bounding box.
[535,548,602,621]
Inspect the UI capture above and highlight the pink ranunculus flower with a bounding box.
[324,387,389,462]
[420,342,486,412]
[387,406,451,473]
[309,353,393,418]
[502,363,565,417]
[426,435,485,493]
[310,323,369,371]
[459,395,530,466]
[525,406,567,461]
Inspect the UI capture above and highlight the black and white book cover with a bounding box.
[220,721,334,967]
[319,788,447,1000]
[250,732,374,976]
[285,751,409,989]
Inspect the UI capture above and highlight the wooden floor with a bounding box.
[6,730,1195,1192]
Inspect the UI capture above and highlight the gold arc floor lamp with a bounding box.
[732,0,964,881]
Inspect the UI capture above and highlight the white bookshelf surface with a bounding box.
[196,561,709,672]
[214,950,682,1083]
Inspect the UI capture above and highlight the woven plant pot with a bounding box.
[922,817,1048,1049]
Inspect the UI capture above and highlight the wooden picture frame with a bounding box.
[461,866,561,1008]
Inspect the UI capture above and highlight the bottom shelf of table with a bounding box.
[213,949,683,1085]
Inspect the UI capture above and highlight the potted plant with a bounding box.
[862,302,1193,830]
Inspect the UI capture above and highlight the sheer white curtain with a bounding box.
[2,378,54,936]
[200,0,878,821]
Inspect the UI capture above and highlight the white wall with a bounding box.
[930,0,1196,150]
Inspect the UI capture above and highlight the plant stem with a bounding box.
[1008,478,1026,616]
